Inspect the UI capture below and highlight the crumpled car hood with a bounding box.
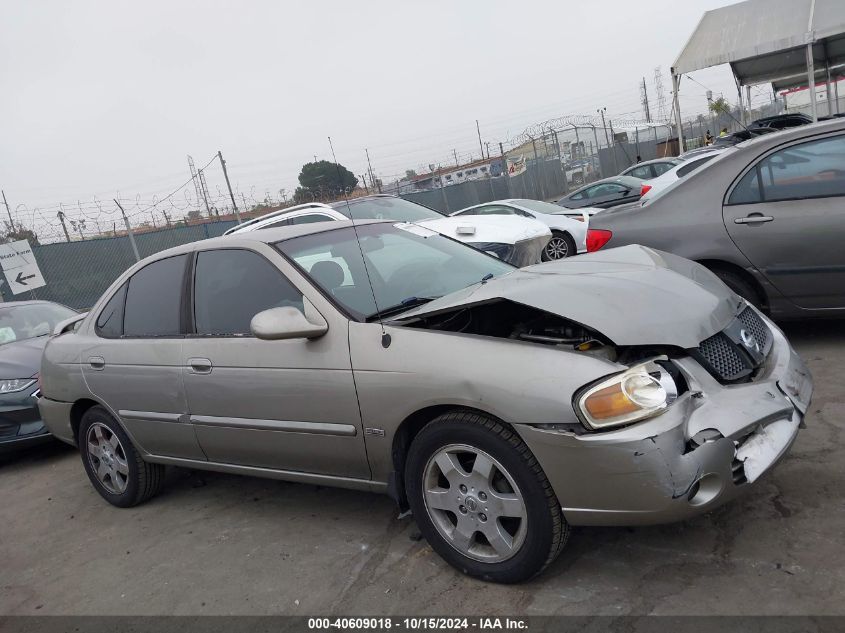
[397,245,743,348]
[417,215,551,244]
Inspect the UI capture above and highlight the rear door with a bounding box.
[182,245,370,478]
[723,132,845,309]
[81,255,203,459]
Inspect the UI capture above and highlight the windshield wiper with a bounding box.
[366,296,437,322]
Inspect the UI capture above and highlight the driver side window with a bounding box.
[193,249,303,336]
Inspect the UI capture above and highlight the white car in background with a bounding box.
[639,149,724,202]
[225,195,552,267]
[452,198,589,260]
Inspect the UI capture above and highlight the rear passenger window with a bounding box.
[728,135,845,205]
[652,162,674,176]
[123,255,187,337]
[729,169,763,204]
[193,249,303,336]
[628,165,652,179]
[95,283,127,338]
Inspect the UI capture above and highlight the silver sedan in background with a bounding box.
[38,221,812,583]
[588,118,845,318]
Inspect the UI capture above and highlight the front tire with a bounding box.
[542,231,576,261]
[79,406,164,507]
[405,411,568,583]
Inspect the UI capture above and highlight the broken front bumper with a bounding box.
[516,317,812,526]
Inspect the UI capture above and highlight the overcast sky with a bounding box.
[1,0,750,235]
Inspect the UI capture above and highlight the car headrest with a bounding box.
[309,260,345,290]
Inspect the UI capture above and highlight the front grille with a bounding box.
[738,306,769,349]
[697,333,748,381]
[691,305,772,384]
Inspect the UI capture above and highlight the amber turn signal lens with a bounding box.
[583,383,640,420]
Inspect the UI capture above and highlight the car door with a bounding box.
[81,254,204,459]
[723,132,845,309]
[182,244,370,478]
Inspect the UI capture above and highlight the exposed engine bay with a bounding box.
[400,299,684,367]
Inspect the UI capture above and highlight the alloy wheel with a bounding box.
[86,422,129,494]
[544,236,570,260]
[422,444,528,563]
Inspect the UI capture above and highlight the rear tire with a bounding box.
[78,406,164,508]
[405,410,568,583]
[711,268,764,308]
[541,232,576,261]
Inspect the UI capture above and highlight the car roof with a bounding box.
[140,219,392,262]
[623,158,679,169]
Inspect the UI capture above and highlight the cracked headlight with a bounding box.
[576,361,677,430]
[0,378,37,394]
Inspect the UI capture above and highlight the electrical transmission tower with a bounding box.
[654,66,668,122]
[640,77,651,122]
[188,155,212,217]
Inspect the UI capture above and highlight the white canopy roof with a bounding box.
[673,0,845,89]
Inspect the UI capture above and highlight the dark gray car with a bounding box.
[556,176,643,210]
[0,301,77,451]
[588,118,845,319]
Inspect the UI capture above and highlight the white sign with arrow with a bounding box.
[0,240,46,295]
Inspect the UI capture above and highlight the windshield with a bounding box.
[0,303,76,345]
[333,197,444,222]
[276,223,514,321]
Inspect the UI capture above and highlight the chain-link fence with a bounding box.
[0,220,237,310]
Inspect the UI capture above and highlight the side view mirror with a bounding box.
[250,297,328,341]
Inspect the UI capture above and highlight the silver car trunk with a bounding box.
[397,245,743,349]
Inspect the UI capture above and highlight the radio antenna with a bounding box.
[327,136,390,347]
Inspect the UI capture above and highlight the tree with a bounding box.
[404,169,417,180]
[2,223,39,246]
[297,160,358,200]
[708,96,731,116]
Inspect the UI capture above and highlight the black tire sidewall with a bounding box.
[405,418,558,583]
[713,269,761,307]
[78,406,142,508]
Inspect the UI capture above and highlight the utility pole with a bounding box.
[359,174,369,194]
[1,190,13,230]
[598,107,617,176]
[499,142,511,197]
[56,211,71,242]
[641,77,652,122]
[475,120,484,161]
[365,149,381,193]
[188,155,212,218]
[218,150,241,223]
[241,193,249,213]
[114,199,141,262]
[453,149,459,167]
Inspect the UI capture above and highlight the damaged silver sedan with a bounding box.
[38,220,812,583]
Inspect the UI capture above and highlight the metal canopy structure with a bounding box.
[670,0,845,146]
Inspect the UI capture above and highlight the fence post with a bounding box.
[499,143,511,198]
[114,200,141,262]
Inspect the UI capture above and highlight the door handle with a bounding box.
[734,214,774,225]
[88,356,105,370]
[187,357,213,374]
